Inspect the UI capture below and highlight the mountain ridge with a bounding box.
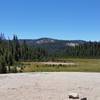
[19,37,86,46]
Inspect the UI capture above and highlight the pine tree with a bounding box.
[0,55,7,73]
[13,35,21,61]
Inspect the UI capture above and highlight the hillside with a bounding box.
[19,38,86,46]
[19,38,86,56]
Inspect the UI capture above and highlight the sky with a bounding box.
[0,0,100,40]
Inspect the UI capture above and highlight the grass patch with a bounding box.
[22,59,100,72]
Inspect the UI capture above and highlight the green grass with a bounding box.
[22,59,100,72]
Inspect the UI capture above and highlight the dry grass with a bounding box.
[22,59,100,72]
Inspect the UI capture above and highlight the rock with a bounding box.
[68,93,79,99]
[66,98,80,100]
[81,97,87,100]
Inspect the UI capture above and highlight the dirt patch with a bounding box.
[0,72,100,100]
[40,62,76,65]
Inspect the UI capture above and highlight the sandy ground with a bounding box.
[0,72,100,100]
[40,62,75,65]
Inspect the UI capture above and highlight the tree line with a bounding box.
[63,42,100,58]
[0,33,48,73]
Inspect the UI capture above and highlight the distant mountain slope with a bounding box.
[19,38,86,46]
[19,38,86,56]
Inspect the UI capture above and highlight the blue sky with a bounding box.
[0,0,100,40]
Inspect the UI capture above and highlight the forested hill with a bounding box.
[19,38,100,58]
[19,38,86,46]
[19,38,86,54]
[19,38,86,57]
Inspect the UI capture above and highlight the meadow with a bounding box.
[22,59,100,72]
